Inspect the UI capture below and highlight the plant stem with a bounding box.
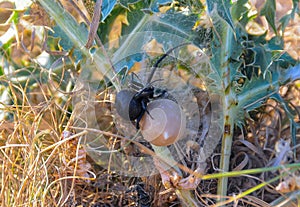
[216,22,235,203]
[217,111,234,200]
[176,189,199,207]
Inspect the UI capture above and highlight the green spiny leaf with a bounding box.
[292,0,299,16]
[249,46,272,74]
[206,0,234,30]
[101,0,118,21]
[49,26,74,50]
[119,0,142,8]
[279,0,299,32]
[48,23,86,64]
[260,0,277,35]
[231,0,249,25]
[279,14,292,33]
[235,72,278,126]
[271,93,299,146]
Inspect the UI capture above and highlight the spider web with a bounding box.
[73,29,223,177]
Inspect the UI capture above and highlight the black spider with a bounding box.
[115,43,188,129]
[115,85,167,129]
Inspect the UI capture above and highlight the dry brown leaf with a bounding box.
[25,3,51,26]
[0,1,14,24]
[60,0,91,23]
[128,61,142,73]
[276,176,300,193]
[142,39,164,57]
[61,131,93,181]
[108,12,129,49]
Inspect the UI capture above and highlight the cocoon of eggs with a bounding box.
[140,99,186,146]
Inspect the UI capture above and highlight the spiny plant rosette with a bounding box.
[72,32,224,178]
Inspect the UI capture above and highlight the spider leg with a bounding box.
[135,112,144,129]
[141,99,153,119]
[154,89,167,98]
[128,72,144,91]
[135,98,154,129]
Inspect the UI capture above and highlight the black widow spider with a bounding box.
[115,43,189,129]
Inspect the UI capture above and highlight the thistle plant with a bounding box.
[1,0,300,206]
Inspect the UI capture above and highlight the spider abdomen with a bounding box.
[115,89,142,121]
[129,98,143,120]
